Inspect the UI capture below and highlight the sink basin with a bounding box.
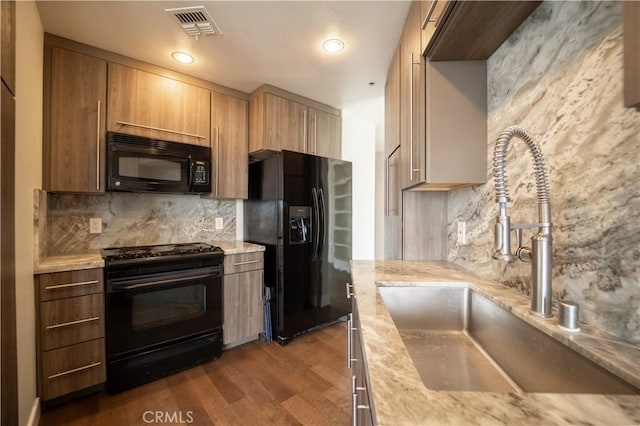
[378,285,639,394]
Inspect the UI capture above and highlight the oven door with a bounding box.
[105,266,222,359]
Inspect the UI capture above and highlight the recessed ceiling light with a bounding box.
[322,39,345,53]
[171,51,194,64]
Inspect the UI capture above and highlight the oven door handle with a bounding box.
[110,273,215,292]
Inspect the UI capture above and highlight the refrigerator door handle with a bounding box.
[318,187,326,259]
[312,187,320,261]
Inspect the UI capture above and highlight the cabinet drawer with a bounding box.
[224,252,264,274]
[37,268,103,301]
[41,293,104,350]
[42,338,106,401]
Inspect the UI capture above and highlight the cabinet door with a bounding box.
[212,92,248,199]
[40,293,104,351]
[400,1,424,189]
[384,147,402,259]
[424,61,486,185]
[308,107,341,159]
[350,303,374,426]
[45,47,106,193]
[42,338,105,401]
[385,47,401,155]
[223,270,263,345]
[264,93,306,153]
[107,63,211,146]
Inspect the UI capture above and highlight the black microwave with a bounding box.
[107,132,212,194]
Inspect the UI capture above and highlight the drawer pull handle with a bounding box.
[45,280,100,290]
[46,316,100,330]
[48,362,102,379]
[115,121,207,140]
[232,259,261,266]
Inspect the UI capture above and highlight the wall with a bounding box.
[341,109,376,260]
[447,1,640,343]
[15,2,43,424]
[45,193,237,255]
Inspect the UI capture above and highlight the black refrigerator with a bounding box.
[245,150,352,345]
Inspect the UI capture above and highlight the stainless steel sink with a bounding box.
[378,285,639,394]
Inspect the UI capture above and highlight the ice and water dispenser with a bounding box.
[289,206,312,244]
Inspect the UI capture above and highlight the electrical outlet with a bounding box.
[215,217,224,230]
[89,218,102,234]
[457,221,467,245]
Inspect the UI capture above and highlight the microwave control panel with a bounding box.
[194,161,209,185]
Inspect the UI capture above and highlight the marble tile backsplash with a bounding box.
[447,1,640,343]
[46,192,236,255]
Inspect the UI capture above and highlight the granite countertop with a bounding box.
[34,241,265,274]
[351,260,640,426]
[214,241,265,255]
[34,253,105,274]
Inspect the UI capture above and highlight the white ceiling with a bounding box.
[36,1,411,126]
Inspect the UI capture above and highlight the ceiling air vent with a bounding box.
[165,6,223,37]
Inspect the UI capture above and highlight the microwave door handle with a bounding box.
[188,155,195,191]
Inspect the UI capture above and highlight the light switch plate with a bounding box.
[89,217,102,234]
[457,221,467,245]
[215,217,224,230]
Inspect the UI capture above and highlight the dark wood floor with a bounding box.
[39,322,351,426]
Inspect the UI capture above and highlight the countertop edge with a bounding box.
[33,241,266,274]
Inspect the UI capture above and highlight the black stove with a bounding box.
[102,242,224,393]
[103,242,223,264]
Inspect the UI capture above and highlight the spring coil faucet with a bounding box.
[492,126,553,318]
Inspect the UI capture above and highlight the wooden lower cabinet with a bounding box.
[41,339,106,401]
[223,252,264,346]
[349,298,374,425]
[35,268,106,403]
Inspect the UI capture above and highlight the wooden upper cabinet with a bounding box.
[308,107,341,159]
[44,46,107,194]
[425,1,541,60]
[385,47,401,156]
[400,1,424,189]
[265,93,306,153]
[420,0,450,56]
[211,91,249,199]
[0,0,15,95]
[249,85,341,158]
[107,63,211,146]
[418,60,487,189]
[624,1,640,108]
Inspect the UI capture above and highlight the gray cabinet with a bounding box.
[409,60,487,189]
[223,251,264,347]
